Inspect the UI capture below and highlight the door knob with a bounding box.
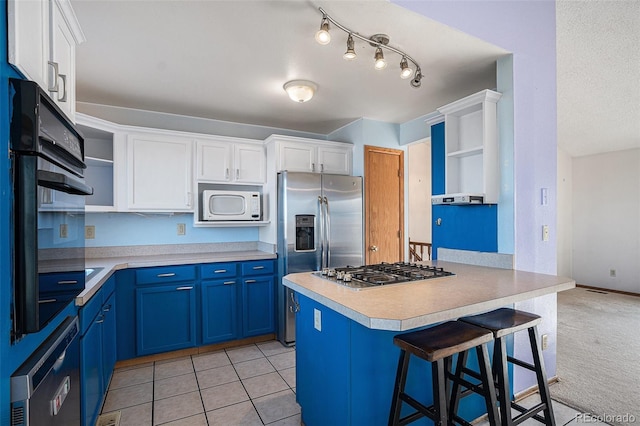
[369,245,379,252]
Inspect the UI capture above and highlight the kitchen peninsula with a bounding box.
[283,261,575,426]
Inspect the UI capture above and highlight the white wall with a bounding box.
[408,139,431,244]
[557,147,573,278]
[572,148,640,293]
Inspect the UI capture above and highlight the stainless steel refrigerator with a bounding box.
[277,171,364,345]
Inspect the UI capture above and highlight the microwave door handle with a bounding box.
[37,170,93,196]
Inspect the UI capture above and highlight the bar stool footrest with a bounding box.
[511,401,549,425]
[507,355,536,372]
[398,392,436,425]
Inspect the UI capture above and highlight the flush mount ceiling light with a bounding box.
[283,80,318,103]
[314,7,423,88]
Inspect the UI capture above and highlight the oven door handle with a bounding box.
[37,170,93,196]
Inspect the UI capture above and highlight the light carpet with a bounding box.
[551,287,640,425]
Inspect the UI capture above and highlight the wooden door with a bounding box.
[364,145,404,264]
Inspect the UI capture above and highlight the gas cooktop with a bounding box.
[313,262,455,290]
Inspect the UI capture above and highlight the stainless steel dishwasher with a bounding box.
[11,316,81,426]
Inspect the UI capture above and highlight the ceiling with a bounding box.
[71,1,640,157]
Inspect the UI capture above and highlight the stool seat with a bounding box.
[459,307,541,338]
[394,321,494,362]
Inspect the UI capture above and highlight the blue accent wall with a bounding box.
[431,122,445,196]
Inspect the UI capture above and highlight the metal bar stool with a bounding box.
[456,308,556,426]
[389,321,500,426]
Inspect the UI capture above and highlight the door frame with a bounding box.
[363,145,405,263]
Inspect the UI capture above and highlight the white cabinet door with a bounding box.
[278,141,316,173]
[49,0,76,121]
[235,143,265,184]
[196,140,232,182]
[127,134,193,211]
[317,146,352,175]
[7,0,49,89]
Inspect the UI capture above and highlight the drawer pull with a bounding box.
[38,298,57,304]
[176,286,193,291]
[103,304,111,312]
[214,269,227,273]
[57,280,78,285]
[157,273,177,278]
[223,281,235,285]
[245,279,257,283]
[95,315,105,324]
[252,266,265,270]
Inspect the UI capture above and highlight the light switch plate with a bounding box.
[314,308,321,331]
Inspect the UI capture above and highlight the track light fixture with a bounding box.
[313,7,422,88]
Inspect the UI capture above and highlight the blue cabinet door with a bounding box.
[136,284,197,356]
[201,279,238,344]
[101,292,117,392]
[80,315,103,426]
[242,276,275,337]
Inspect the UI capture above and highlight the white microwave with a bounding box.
[202,190,261,221]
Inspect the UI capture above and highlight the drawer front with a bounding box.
[102,274,116,298]
[135,265,197,285]
[40,271,86,293]
[79,287,103,335]
[200,262,237,280]
[241,260,274,276]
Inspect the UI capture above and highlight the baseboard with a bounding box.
[576,284,640,297]
[114,333,276,369]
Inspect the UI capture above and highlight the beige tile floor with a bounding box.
[100,341,300,425]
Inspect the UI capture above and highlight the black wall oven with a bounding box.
[10,79,92,339]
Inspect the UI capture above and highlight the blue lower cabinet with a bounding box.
[136,284,197,355]
[242,276,275,337]
[202,279,238,344]
[80,275,117,426]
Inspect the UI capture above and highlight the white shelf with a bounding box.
[447,146,483,158]
[193,220,271,228]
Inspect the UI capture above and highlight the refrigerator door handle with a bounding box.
[324,196,331,267]
[318,195,325,269]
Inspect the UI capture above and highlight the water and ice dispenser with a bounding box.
[295,215,315,252]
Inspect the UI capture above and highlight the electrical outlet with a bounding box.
[59,223,68,238]
[85,225,95,239]
[314,308,322,331]
[177,223,186,236]
[610,269,616,278]
[541,334,548,350]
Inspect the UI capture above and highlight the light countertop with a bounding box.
[283,260,575,331]
[76,250,277,306]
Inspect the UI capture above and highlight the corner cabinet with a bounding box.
[126,132,194,211]
[265,135,353,175]
[434,89,502,204]
[7,0,85,122]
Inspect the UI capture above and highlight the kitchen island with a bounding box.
[283,261,575,426]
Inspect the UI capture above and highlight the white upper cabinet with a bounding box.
[196,138,265,184]
[126,133,194,211]
[266,135,353,175]
[7,0,85,122]
[436,89,502,204]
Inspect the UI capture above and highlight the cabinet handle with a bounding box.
[289,292,300,313]
[58,74,67,102]
[39,298,57,304]
[214,269,227,273]
[103,304,112,312]
[176,286,193,290]
[245,279,257,283]
[236,169,239,180]
[320,163,324,173]
[225,168,230,179]
[186,191,192,207]
[47,61,59,93]
[157,273,176,278]
[311,163,315,172]
[95,315,105,324]
[223,281,235,285]
[252,266,265,270]
[57,280,78,285]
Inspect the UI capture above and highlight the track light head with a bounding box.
[400,57,412,79]
[411,69,423,88]
[343,34,357,60]
[315,17,331,45]
[374,48,387,70]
